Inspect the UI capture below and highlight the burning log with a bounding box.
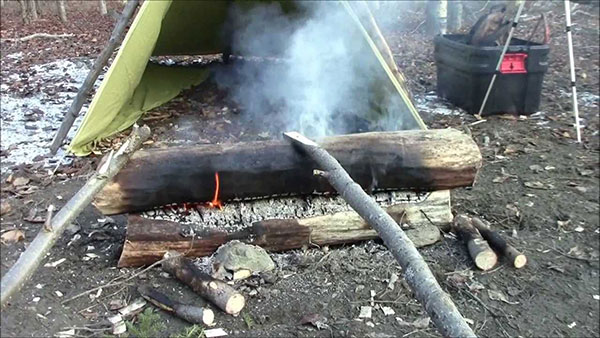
[161,251,245,316]
[452,215,498,271]
[94,129,482,215]
[471,217,527,268]
[118,190,450,267]
[282,131,475,337]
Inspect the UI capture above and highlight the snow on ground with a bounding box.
[1,57,98,172]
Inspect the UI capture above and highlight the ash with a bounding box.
[141,191,430,234]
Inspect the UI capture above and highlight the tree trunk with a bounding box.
[118,190,450,267]
[94,129,482,215]
[28,0,38,20]
[426,0,447,35]
[56,0,67,24]
[447,0,462,32]
[99,0,108,15]
[19,0,30,24]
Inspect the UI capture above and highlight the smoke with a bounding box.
[214,2,418,138]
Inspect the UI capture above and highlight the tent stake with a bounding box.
[49,0,140,154]
[283,131,476,338]
[563,0,582,143]
[476,1,525,117]
[1,125,151,308]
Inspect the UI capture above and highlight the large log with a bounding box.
[95,129,481,214]
[118,190,451,267]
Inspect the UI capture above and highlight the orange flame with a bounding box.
[207,172,223,210]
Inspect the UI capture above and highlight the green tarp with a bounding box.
[69,0,424,156]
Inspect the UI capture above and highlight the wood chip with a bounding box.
[0,200,12,216]
[358,306,372,319]
[44,258,66,267]
[381,306,395,316]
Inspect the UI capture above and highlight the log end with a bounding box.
[512,254,527,269]
[202,308,215,326]
[474,249,498,271]
[226,294,246,315]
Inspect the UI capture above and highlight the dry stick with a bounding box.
[1,33,75,42]
[452,214,498,271]
[138,286,215,326]
[471,217,527,268]
[282,131,475,338]
[161,251,245,316]
[49,0,140,154]
[1,125,151,307]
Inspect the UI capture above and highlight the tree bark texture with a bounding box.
[99,0,108,15]
[447,0,462,32]
[282,131,475,338]
[95,129,482,215]
[56,0,67,24]
[118,190,450,267]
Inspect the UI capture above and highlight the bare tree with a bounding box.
[56,0,67,24]
[1,0,5,9]
[426,0,448,35]
[28,0,38,20]
[447,0,463,32]
[19,0,31,24]
[99,0,108,15]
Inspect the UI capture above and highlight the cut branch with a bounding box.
[282,131,475,338]
[138,286,215,325]
[49,0,140,154]
[471,217,526,268]
[118,190,450,267]
[452,214,498,271]
[1,33,75,43]
[161,252,245,315]
[0,125,151,308]
[95,129,481,214]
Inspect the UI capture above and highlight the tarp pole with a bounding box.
[563,0,582,143]
[49,0,139,154]
[476,1,525,117]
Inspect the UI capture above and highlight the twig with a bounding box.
[63,255,167,304]
[409,20,426,34]
[531,240,599,262]
[1,33,74,42]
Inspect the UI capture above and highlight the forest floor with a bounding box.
[1,1,598,338]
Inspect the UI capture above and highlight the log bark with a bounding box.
[161,252,245,315]
[138,286,215,325]
[452,214,497,271]
[28,0,38,20]
[118,190,451,267]
[49,0,140,154]
[0,125,151,308]
[471,217,526,268]
[283,131,475,338]
[95,129,482,215]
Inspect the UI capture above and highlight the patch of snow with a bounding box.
[1,58,97,172]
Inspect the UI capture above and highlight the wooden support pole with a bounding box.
[0,125,151,307]
[471,217,526,268]
[282,131,475,338]
[161,252,245,316]
[118,190,450,267]
[49,0,139,154]
[452,214,498,271]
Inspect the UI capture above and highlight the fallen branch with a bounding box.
[1,33,74,42]
[282,131,475,338]
[138,286,215,326]
[1,125,151,307]
[471,217,527,268]
[452,214,498,271]
[162,251,245,316]
[49,0,140,154]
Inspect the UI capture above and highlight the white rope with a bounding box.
[477,1,526,117]
[564,0,582,143]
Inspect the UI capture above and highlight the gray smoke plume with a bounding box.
[214,2,417,138]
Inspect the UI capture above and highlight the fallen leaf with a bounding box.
[12,176,30,187]
[381,306,395,316]
[1,229,25,244]
[503,144,520,155]
[524,181,548,190]
[529,164,544,172]
[299,313,329,329]
[487,290,519,305]
[0,200,12,216]
[358,306,372,319]
[396,316,430,329]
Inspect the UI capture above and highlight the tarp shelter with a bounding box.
[68,0,426,156]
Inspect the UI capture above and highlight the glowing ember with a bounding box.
[207,172,223,210]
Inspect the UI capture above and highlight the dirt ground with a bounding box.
[1,1,599,338]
